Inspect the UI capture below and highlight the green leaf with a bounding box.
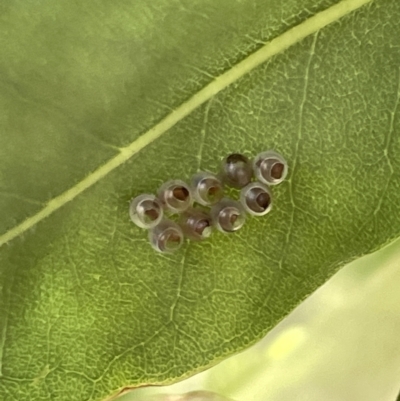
[1,0,400,400]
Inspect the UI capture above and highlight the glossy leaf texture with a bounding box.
[1,0,400,400]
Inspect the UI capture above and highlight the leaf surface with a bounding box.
[1,0,400,400]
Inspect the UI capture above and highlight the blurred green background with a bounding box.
[119,237,400,401]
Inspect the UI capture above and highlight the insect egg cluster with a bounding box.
[129,150,288,253]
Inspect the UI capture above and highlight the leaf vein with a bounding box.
[196,99,213,171]
[279,31,318,272]
[372,66,400,217]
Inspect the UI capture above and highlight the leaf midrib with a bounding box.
[0,0,372,247]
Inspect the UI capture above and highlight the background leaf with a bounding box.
[127,390,234,401]
[1,0,400,400]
